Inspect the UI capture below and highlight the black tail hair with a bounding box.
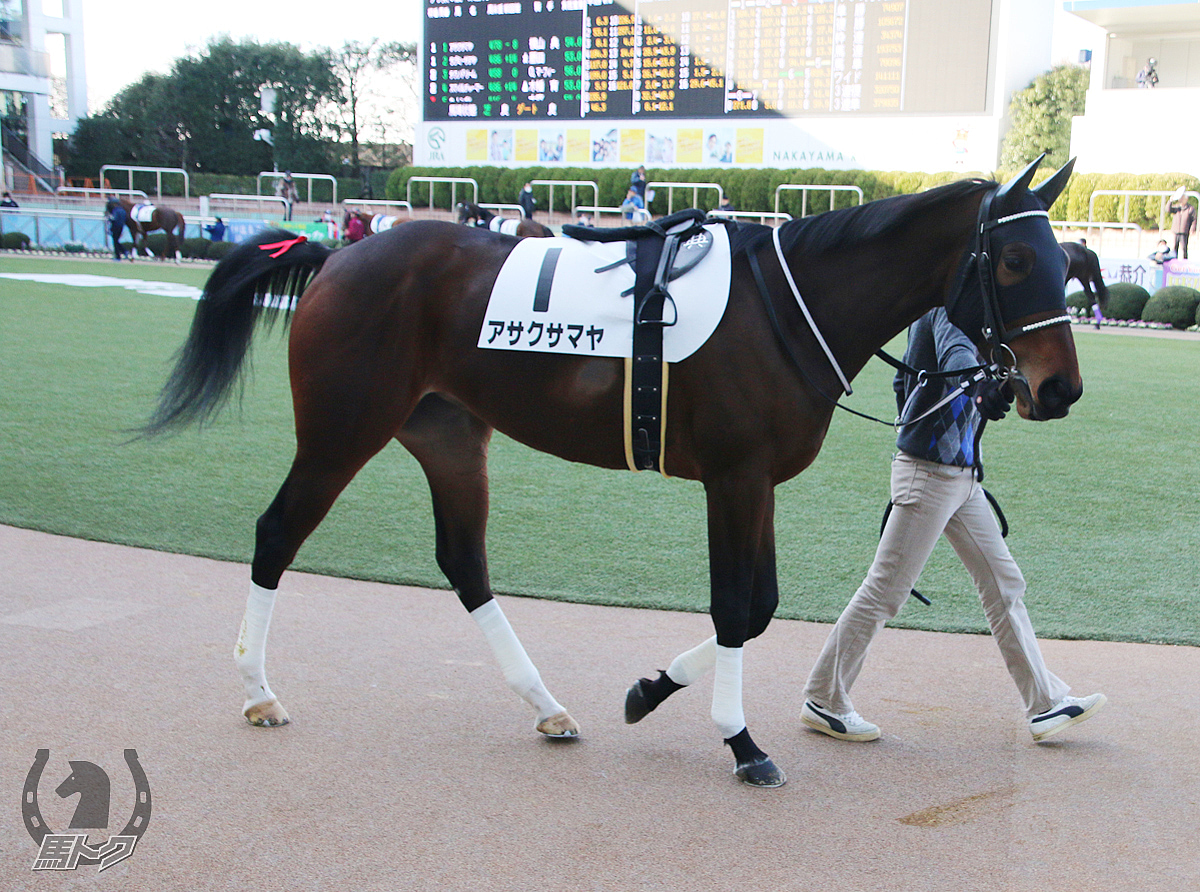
[139,229,333,436]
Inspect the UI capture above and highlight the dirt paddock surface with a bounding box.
[1,524,1195,890]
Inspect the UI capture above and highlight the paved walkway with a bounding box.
[1,525,1196,890]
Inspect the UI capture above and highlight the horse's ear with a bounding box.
[994,153,1045,213]
[1032,157,1076,208]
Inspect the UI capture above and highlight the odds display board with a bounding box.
[424,0,993,124]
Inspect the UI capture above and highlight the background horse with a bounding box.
[343,208,407,239]
[457,201,554,237]
[117,197,186,261]
[1062,240,1109,328]
[144,157,1079,788]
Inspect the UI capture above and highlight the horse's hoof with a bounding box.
[537,711,580,738]
[624,678,655,724]
[735,756,786,788]
[244,699,290,727]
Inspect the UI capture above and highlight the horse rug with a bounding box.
[487,216,524,237]
[478,223,731,362]
[370,215,402,234]
[131,204,157,224]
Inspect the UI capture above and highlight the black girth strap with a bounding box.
[630,230,683,471]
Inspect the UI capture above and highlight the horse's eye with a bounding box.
[997,244,1035,282]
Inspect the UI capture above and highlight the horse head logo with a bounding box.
[23,749,151,871]
[428,126,446,151]
[55,760,110,829]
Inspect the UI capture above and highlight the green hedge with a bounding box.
[1142,285,1200,329]
[385,165,987,214]
[1105,282,1152,321]
[2,232,32,249]
[1066,289,1092,312]
[385,165,1197,227]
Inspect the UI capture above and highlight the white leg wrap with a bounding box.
[235,582,278,707]
[667,635,717,686]
[471,600,564,722]
[711,645,746,739]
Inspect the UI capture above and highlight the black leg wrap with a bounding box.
[725,728,787,788]
[624,670,684,724]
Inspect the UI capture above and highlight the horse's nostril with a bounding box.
[1037,375,1080,416]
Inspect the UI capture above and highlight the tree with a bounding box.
[329,39,416,177]
[68,37,340,178]
[999,65,1090,170]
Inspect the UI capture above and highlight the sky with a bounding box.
[83,0,423,111]
[83,1,1103,114]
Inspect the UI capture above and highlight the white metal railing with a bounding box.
[529,180,599,218]
[341,198,414,218]
[1051,220,1145,257]
[257,171,339,206]
[479,203,525,217]
[1087,189,1200,232]
[774,183,864,218]
[56,186,149,201]
[100,165,191,199]
[207,193,289,217]
[710,209,792,227]
[406,176,479,211]
[574,204,650,224]
[648,181,722,214]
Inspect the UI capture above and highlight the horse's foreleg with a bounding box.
[703,472,786,787]
[400,395,578,738]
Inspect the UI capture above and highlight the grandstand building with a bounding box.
[1064,0,1200,175]
[1,0,87,190]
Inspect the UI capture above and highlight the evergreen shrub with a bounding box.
[1104,282,1151,321]
[1142,285,1200,329]
[2,232,31,249]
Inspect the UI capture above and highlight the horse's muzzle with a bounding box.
[1026,373,1081,420]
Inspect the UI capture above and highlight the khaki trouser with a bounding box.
[804,453,1070,719]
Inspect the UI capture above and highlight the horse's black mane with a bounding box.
[727,178,994,258]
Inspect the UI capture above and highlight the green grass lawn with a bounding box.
[2,254,1197,645]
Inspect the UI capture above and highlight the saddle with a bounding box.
[563,210,715,472]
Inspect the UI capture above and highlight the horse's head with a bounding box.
[946,156,1081,421]
[455,201,471,224]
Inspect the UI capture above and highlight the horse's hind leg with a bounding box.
[400,394,578,737]
[239,427,394,726]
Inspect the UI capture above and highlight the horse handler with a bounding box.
[104,198,130,261]
[801,308,1106,743]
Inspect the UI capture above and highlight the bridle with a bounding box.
[953,186,1074,415]
[749,180,1072,428]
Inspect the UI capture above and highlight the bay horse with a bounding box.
[1062,240,1109,328]
[116,197,186,261]
[457,201,554,237]
[142,156,1081,787]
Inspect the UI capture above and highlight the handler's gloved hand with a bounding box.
[975,378,1014,421]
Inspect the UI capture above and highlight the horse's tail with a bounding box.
[139,229,333,436]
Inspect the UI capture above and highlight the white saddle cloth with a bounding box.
[478,223,731,362]
[131,204,156,224]
[488,217,523,236]
[370,215,401,234]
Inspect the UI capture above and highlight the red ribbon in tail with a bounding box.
[258,235,308,258]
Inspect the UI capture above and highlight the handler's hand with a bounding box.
[976,379,1014,421]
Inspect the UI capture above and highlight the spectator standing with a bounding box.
[276,171,299,221]
[518,182,537,219]
[0,191,18,208]
[1150,238,1177,264]
[1168,186,1195,259]
[204,217,226,242]
[630,165,647,201]
[1137,58,1158,87]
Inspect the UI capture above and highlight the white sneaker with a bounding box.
[1030,693,1107,742]
[801,700,881,741]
